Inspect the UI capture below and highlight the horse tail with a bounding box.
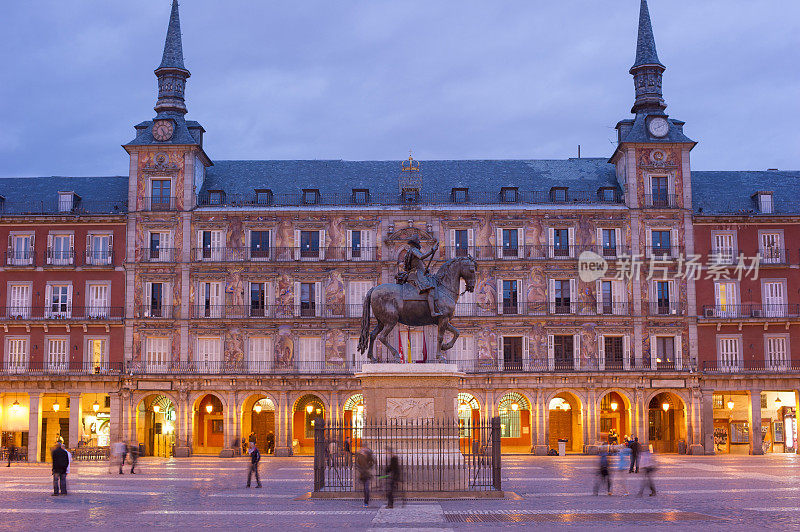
[357,287,375,354]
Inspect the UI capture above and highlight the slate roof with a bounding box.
[0,176,128,215]
[632,0,663,69]
[125,116,201,147]
[692,170,800,215]
[616,115,695,145]
[201,158,621,200]
[157,0,187,72]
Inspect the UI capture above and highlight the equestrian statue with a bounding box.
[357,236,477,362]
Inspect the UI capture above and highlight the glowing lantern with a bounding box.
[52,401,61,413]
[511,403,519,412]
[775,396,782,406]
[610,401,618,412]
[253,403,263,414]
[306,404,314,414]
[92,400,100,413]
[727,399,735,411]
[153,404,161,414]
[662,402,670,412]
[206,403,213,414]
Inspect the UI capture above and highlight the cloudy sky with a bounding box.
[0,1,797,177]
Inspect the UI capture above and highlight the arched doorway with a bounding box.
[193,394,224,455]
[597,391,631,444]
[241,396,276,455]
[136,394,175,457]
[648,392,687,453]
[498,392,531,452]
[293,394,325,455]
[458,393,481,452]
[549,392,583,452]
[342,394,365,449]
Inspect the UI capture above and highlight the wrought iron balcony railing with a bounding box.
[139,247,177,263]
[644,194,679,208]
[190,246,381,262]
[85,249,114,266]
[700,304,800,319]
[0,200,127,216]
[0,361,123,376]
[759,247,789,265]
[701,360,800,373]
[4,250,36,267]
[647,302,684,316]
[142,197,177,212]
[0,306,124,320]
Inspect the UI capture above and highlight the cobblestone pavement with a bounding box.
[2,453,800,530]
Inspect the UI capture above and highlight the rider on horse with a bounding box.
[403,236,441,317]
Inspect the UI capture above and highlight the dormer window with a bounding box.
[352,189,369,205]
[58,192,77,212]
[207,190,225,205]
[401,188,419,204]
[756,192,774,214]
[451,188,469,204]
[598,187,617,202]
[500,187,519,204]
[254,189,273,205]
[550,187,568,203]
[302,189,321,205]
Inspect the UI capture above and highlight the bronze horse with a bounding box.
[357,256,477,362]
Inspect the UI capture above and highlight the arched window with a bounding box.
[498,392,529,438]
[343,394,365,438]
[457,393,480,437]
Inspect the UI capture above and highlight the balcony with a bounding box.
[139,247,177,263]
[0,200,127,216]
[143,197,177,212]
[0,306,124,321]
[189,246,380,263]
[644,246,683,259]
[45,248,75,266]
[644,194,679,208]
[648,302,684,316]
[700,304,798,319]
[0,361,123,376]
[759,247,789,265]
[125,360,364,376]
[4,250,35,267]
[85,249,114,267]
[453,359,686,373]
[136,305,176,319]
[701,360,800,373]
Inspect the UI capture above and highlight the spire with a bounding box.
[629,0,666,114]
[154,0,190,116]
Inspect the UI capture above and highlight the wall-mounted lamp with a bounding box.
[662,402,670,412]
[206,404,213,414]
[253,403,263,414]
[610,401,619,412]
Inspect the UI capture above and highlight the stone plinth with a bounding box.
[356,363,464,421]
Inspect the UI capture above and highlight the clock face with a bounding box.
[152,120,174,142]
[648,117,669,138]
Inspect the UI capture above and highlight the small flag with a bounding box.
[420,333,428,363]
[407,328,412,364]
[398,329,404,363]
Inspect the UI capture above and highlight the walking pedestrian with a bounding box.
[592,446,612,496]
[6,442,15,467]
[129,443,139,474]
[384,447,401,509]
[614,444,631,496]
[246,442,262,488]
[637,449,657,497]
[51,441,69,496]
[628,436,640,473]
[119,441,128,474]
[355,445,374,507]
[266,431,275,454]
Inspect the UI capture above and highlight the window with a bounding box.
[500,228,521,258]
[248,336,272,372]
[348,281,372,317]
[654,336,675,369]
[150,179,172,210]
[651,230,671,256]
[757,193,774,214]
[148,232,171,261]
[198,281,223,318]
[46,338,68,372]
[87,283,110,318]
[602,281,613,314]
[299,230,320,259]
[502,337,523,371]
[198,230,223,261]
[650,176,669,206]
[401,188,419,204]
[550,187,568,202]
[249,230,271,260]
[9,234,34,266]
[144,281,169,318]
[451,188,469,203]
[347,229,373,260]
[502,280,518,315]
[759,232,783,263]
[58,192,75,212]
[352,189,369,204]
[46,283,72,318]
[196,337,222,372]
[498,394,527,438]
[604,336,624,370]
[500,187,518,203]
[730,422,750,444]
[207,190,224,205]
[453,229,470,257]
[598,187,617,202]
[654,281,671,314]
[766,335,789,371]
[714,281,738,318]
[87,233,112,265]
[552,228,571,257]
[711,232,736,264]
[762,280,786,317]
[553,280,571,314]
[300,282,317,317]
[48,233,73,265]
[449,336,474,371]
[600,229,618,257]
[254,189,273,205]
[145,337,170,372]
[250,282,268,317]
[86,338,108,372]
[5,337,29,372]
[717,336,741,370]
[553,335,574,369]
[298,337,323,369]
[302,189,321,205]
[8,283,31,318]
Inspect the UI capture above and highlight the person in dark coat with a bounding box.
[6,442,16,467]
[266,432,275,454]
[385,448,402,509]
[628,437,640,473]
[593,447,611,496]
[246,442,262,488]
[51,443,70,495]
[129,443,140,474]
[355,446,374,507]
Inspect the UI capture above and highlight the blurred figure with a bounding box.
[385,447,401,509]
[355,445,374,507]
[614,444,631,496]
[246,441,262,488]
[344,436,352,467]
[637,449,657,497]
[593,446,612,496]
[51,440,69,496]
[6,442,16,467]
[266,431,275,454]
[129,443,139,474]
[628,436,640,473]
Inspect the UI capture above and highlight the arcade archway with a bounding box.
[549,392,583,452]
[241,395,276,455]
[193,394,224,455]
[498,392,531,452]
[648,392,687,453]
[293,394,325,455]
[597,391,631,444]
[136,394,175,457]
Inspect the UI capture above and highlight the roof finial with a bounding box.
[629,0,666,114]
[154,0,191,115]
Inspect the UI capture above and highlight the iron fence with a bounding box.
[314,417,501,493]
[0,447,28,462]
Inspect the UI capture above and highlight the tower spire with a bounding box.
[629,0,666,114]
[154,0,190,116]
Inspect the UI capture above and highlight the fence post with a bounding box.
[491,416,502,490]
[313,418,326,491]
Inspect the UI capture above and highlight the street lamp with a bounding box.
[775,396,782,407]
[511,403,519,412]
[206,403,213,414]
[92,400,100,413]
[727,398,735,411]
[610,401,618,412]
[306,404,314,414]
[253,403,263,414]
[662,402,670,412]
[53,400,61,413]
[11,399,21,414]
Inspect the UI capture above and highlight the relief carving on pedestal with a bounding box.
[386,397,434,420]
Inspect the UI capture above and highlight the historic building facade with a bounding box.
[1,1,797,460]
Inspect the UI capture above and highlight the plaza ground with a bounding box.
[1,454,800,530]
